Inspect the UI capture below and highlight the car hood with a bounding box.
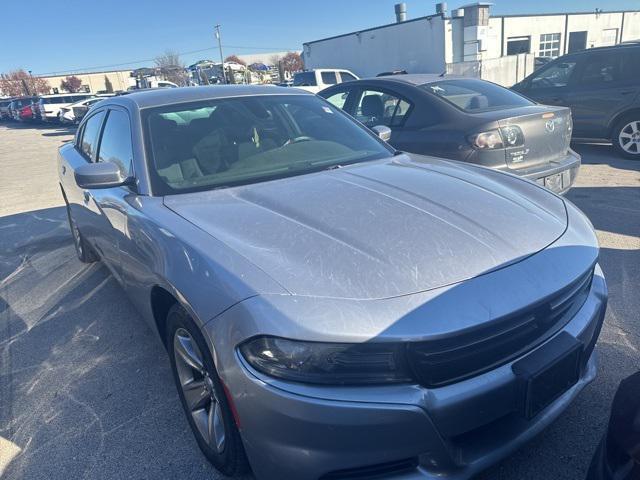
[164,154,567,300]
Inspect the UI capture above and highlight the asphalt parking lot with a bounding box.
[0,122,639,480]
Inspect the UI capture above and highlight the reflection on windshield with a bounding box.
[145,95,392,194]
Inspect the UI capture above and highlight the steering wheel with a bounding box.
[283,136,313,146]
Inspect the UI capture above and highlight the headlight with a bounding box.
[500,125,525,147]
[469,130,504,149]
[239,336,413,385]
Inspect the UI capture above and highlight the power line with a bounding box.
[32,44,298,76]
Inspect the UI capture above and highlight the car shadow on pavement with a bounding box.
[478,183,639,480]
[0,206,246,480]
[572,143,640,173]
[0,121,76,136]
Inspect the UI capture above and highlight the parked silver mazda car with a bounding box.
[58,86,607,480]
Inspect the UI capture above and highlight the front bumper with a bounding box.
[219,266,606,480]
[41,113,58,122]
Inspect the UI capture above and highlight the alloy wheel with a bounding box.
[173,328,226,453]
[618,120,640,155]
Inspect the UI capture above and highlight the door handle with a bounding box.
[83,191,91,204]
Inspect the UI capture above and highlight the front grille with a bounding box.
[320,458,419,479]
[407,268,594,388]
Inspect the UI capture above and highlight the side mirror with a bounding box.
[372,125,392,142]
[74,162,132,189]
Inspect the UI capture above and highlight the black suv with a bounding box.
[513,43,640,159]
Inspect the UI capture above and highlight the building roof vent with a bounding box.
[461,2,491,27]
[452,8,464,18]
[436,2,448,15]
[394,3,407,22]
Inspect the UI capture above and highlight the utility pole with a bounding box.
[215,25,227,84]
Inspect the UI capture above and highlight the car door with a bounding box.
[60,108,107,243]
[564,49,640,138]
[516,56,581,107]
[87,106,136,283]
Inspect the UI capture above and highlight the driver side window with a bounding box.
[97,109,133,176]
[352,89,411,127]
[530,60,578,89]
[78,110,106,161]
[324,90,350,110]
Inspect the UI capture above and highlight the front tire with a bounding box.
[66,206,98,263]
[612,115,640,159]
[166,304,249,476]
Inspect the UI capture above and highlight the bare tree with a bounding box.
[281,52,304,73]
[268,54,282,67]
[224,55,246,66]
[154,50,188,86]
[61,75,82,93]
[0,70,50,96]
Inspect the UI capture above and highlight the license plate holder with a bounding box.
[543,170,571,192]
[512,332,582,419]
[545,172,562,191]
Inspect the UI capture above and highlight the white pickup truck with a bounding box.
[292,69,359,94]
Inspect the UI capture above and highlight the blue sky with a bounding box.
[2,0,639,75]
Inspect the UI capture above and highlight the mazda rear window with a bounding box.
[421,79,533,112]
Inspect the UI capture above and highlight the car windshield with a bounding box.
[421,79,533,112]
[144,94,392,194]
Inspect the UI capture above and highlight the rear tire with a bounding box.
[611,115,640,159]
[66,206,98,263]
[166,304,249,477]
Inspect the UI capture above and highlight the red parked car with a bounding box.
[9,97,39,122]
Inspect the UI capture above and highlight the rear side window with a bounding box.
[576,52,638,85]
[79,110,106,160]
[321,71,337,85]
[97,110,133,175]
[422,79,533,112]
[530,60,578,89]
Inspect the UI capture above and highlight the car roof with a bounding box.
[41,93,90,98]
[360,73,472,86]
[104,85,311,110]
[569,42,640,55]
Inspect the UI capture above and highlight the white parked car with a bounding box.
[292,69,359,93]
[59,97,103,124]
[37,93,93,122]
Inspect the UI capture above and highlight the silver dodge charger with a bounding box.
[58,86,607,480]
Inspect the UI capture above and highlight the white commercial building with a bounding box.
[302,3,640,85]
